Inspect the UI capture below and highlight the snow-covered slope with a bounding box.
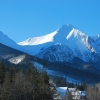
[18,24,74,46]
[18,31,58,45]
[9,55,25,64]
[18,24,100,63]
[0,31,22,51]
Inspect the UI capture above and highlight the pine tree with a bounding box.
[9,66,15,83]
[64,92,73,100]
[0,63,5,84]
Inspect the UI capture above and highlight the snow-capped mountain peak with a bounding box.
[18,24,87,47]
[67,28,86,40]
[18,31,58,46]
[18,24,74,46]
[58,24,74,32]
[17,24,100,63]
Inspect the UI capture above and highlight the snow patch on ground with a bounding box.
[33,62,59,75]
[9,55,25,64]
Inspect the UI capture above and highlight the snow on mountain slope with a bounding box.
[33,61,59,75]
[33,62,82,84]
[0,31,23,51]
[90,35,100,52]
[9,55,25,64]
[18,31,58,45]
[18,24,74,46]
[18,24,100,62]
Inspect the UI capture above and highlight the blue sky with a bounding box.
[0,0,100,42]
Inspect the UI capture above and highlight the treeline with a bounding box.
[86,84,100,100]
[47,62,100,84]
[52,76,87,91]
[0,63,53,100]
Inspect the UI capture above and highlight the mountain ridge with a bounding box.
[1,24,100,63]
[0,31,22,50]
[17,24,100,64]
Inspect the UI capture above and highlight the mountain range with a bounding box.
[0,24,100,84]
[18,24,100,63]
